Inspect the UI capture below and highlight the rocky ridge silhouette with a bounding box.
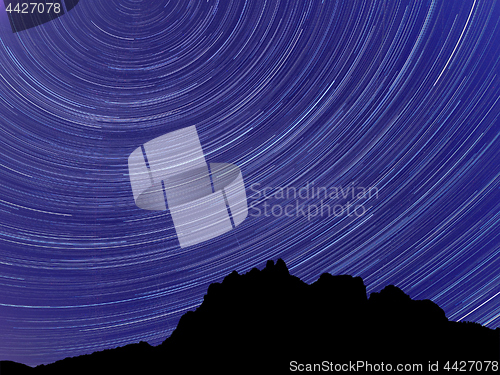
[1,259,498,374]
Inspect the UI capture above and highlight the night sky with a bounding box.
[0,0,499,367]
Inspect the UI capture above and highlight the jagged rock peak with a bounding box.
[263,258,290,275]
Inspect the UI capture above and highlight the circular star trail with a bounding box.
[0,0,499,366]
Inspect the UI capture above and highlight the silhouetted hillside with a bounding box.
[1,259,499,374]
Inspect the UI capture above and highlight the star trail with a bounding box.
[0,0,499,366]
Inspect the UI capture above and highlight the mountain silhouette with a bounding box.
[1,259,499,374]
